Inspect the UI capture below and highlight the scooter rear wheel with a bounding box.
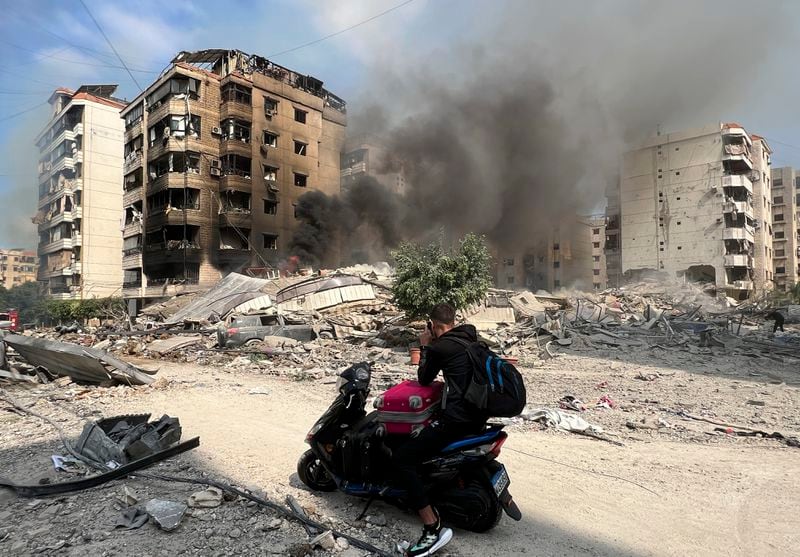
[297,449,337,492]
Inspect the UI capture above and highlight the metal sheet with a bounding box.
[2,334,155,385]
[231,294,273,314]
[165,273,270,324]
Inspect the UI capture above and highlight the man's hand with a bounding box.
[419,329,433,347]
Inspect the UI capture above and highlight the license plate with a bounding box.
[491,465,510,496]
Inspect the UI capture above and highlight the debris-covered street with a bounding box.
[2,275,800,556]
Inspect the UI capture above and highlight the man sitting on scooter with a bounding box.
[394,302,487,557]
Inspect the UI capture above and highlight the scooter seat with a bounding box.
[440,427,502,453]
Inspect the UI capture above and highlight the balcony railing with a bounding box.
[723,254,752,267]
[722,201,753,216]
[721,174,753,193]
[123,246,142,256]
[728,280,753,290]
[722,226,755,243]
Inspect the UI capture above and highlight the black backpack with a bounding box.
[448,337,527,418]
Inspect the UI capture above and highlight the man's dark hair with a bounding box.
[429,303,456,325]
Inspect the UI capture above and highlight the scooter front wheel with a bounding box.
[297,449,337,492]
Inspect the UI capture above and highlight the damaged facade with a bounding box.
[119,49,346,307]
[769,166,800,291]
[34,85,127,299]
[340,134,406,195]
[497,214,607,292]
[614,123,774,299]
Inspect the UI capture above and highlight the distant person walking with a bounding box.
[766,310,785,333]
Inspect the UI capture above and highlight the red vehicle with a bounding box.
[0,309,19,332]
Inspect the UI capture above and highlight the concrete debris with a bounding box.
[187,487,224,508]
[148,336,204,355]
[145,499,187,531]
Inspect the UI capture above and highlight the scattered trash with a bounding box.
[115,506,149,530]
[310,530,337,550]
[596,394,616,409]
[558,394,585,412]
[51,455,83,473]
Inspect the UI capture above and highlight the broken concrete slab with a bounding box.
[145,499,187,531]
[1,333,156,385]
[148,336,204,356]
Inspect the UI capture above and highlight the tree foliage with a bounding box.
[0,282,127,325]
[391,233,492,319]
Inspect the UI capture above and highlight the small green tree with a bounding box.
[391,233,492,319]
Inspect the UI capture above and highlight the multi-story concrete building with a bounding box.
[496,214,603,292]
[770,166,800,291]
[0,249,38,288]
[613,122,773,299]
[34,85,126,299]
[588,215,608,290]
[340,134,406,195]
[119,50,346,305]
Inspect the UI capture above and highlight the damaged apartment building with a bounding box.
[497,214,608,292]
[34,85,126,299]
[340,134,406,195]
[769,166,800,291]
[611,123,774,299]
[119,49,346,306]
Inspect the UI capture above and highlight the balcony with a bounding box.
[220,102,252,122]
[50,156,75,176]
[220,137,253,158]
[39,238,73,254]
[123,251,143,269]
[147,98,189,127]
[721,174,753,194]
[123,222,142,237]
[123,186,144,207]
[220,172,253,193]
[124,120,142,143]
[219,210,251,228]
[722,226,755,243]
[146,207,203,228]
[147,135,202,161]
[124,151,143,174]
[722,200,753,217]
[723,254,752,267]
[147,170,204,193]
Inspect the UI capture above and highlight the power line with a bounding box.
[267,0,417,58]
[0,39,158,74]
[78,0,143,91]
[0,101,49,124]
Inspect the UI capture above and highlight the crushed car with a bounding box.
[216,313,319,348]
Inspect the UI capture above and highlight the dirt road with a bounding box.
[2,353,799,556]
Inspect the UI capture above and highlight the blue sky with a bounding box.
[2,0,800,248]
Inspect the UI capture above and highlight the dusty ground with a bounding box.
[1,344,799,557]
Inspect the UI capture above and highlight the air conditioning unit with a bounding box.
[210,167,221,177]
[268,183,279,193]
[265,109,275,118]
[210,158,221,168]
[211,126,222,136]
[260,144,269,155]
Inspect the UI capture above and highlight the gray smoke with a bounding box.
[292,0,796,264]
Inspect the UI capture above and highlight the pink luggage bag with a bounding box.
[375,380,444,435]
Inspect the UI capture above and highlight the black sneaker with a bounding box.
[405,515,453,557]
